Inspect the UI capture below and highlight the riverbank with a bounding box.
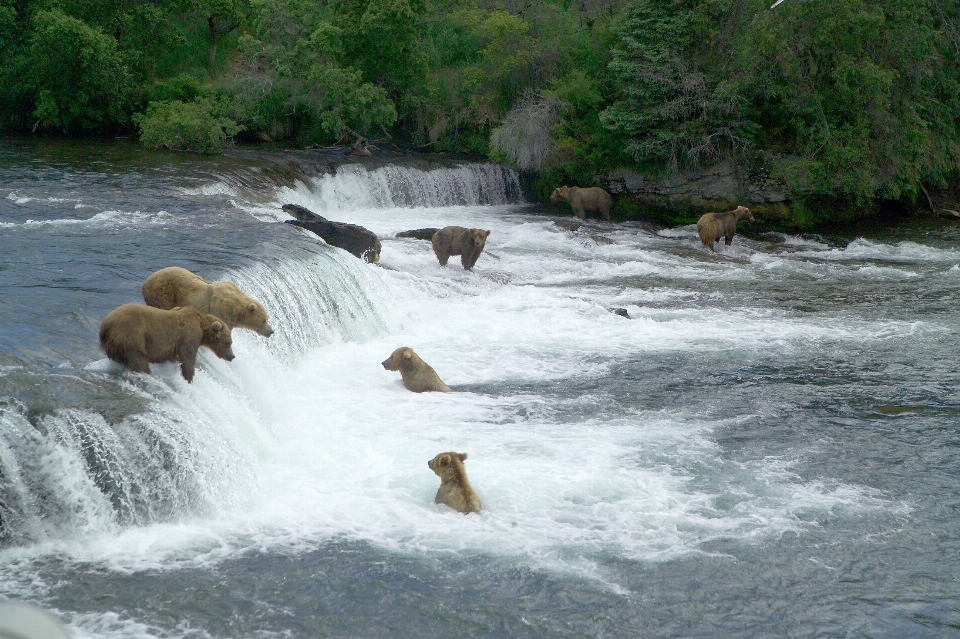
[5,133,958,236]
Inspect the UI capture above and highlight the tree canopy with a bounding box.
[0,0,956,220]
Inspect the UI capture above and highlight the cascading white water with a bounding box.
[0,240,395,548]
[275,162,523,213]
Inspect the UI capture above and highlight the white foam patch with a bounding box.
[10,211,177,229]
[6,191,32,205]
[176,182,239,197]
[796,238,960,263]
[850,265,919,280]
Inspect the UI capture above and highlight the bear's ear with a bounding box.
[212,320,223,333]
[483,230,490,238]
[402,350,412,359]
[438,454,451,466]
[247,302,257,312]
[457,453,468,462]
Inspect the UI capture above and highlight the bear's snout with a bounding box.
[260,324,274,338]
[224,350,235,361]
[382,358,392,370]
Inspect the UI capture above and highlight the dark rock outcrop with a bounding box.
[283,204,381,262]
[396,228,440,241]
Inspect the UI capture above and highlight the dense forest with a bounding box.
[1,0,958,224]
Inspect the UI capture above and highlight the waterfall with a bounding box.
[286,162,523,212]
[0,243,392,548]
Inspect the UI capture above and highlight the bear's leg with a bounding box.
[437,252,450,266]
[179,357,196,383]
[725,234,734,246]
[573,205,585,220]
[125,353,151,374]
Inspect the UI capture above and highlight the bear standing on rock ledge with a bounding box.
[431,226,491,270]
[142,267,274,337]
[550,186,612,221]
[99,304,235,382]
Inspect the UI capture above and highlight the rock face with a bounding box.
[283,204,382,262]
[605,161,789,219]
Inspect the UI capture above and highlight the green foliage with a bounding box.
[232,0,396,144]
[745,0,960,201]
[601,0,753,172]
[0,0,954,224]
[134,98,243,153]
[27,9,131,132]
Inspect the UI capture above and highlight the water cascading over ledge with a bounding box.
[282,159,524,212]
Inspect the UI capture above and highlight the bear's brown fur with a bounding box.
[696,206,755,252]
[550,186,612,222]
[381,347,451,393]
[428,452,482,514]
[431,226,491,270]
[99,304,235,383]
[142,267,273,337]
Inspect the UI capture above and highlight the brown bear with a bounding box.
[381,347,451,393]
[431,226,491,270]
[141,267,274,337]
[549,186,612,222]
[428,452,482,514]
[696,205,755,252]
[99,304,235,383]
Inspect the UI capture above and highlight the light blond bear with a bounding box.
[428,452,482,514]
[381,347,451,393]
[99,304,234,383]
[142,266,274,337]
[696,206,755,252]
[549,186,612,221]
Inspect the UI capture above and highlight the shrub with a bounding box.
[134,99,244,154]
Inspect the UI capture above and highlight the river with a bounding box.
[1,138,959,638]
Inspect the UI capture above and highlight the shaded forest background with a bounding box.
[0,0,958,225]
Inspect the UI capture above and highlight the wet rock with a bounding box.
[612,308,630,319]
[554,220,582,232]
[283,204,382,262]
[396,228,440,241]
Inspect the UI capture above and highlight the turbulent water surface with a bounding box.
[1,139,959,638]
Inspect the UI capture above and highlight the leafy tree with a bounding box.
[27,9,131,133]
[601,0,752,173]
[134,98,243,153]
[746,0,960,201]
[232,0,396,142]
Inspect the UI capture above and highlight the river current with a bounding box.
[1,139,959,638]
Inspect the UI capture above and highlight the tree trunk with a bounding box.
[208,13,218,68]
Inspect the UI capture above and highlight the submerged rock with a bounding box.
[283,204,381,262]
[396,228,440,241]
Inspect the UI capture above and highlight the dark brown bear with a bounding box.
[99,304,235,383]
[431,226,491,270]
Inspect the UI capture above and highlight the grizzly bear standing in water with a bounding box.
[696,206,755,252]
[431,226,491,270]
[428,452,482,514]
[142,266,274,337]
[99,304,235,382]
